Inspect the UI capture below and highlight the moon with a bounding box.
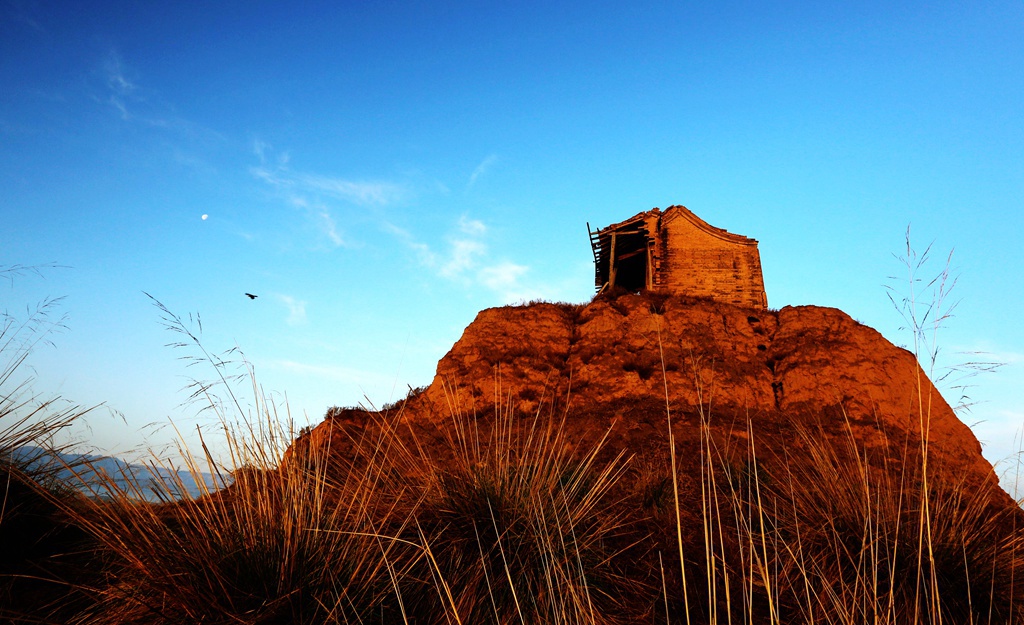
[201,214,208,220]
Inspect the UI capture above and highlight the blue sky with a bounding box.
[3,1,1023,478]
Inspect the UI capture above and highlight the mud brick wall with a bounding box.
[660,210,767,309]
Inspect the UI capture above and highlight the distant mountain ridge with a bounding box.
[6,446,222,502]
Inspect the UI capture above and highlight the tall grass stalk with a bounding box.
[1,264,96,624]
[1,287,87,475]
[58,404,423,623]
[1,268,95,494]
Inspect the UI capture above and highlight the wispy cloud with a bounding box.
[250,144,404,208]
[252,138,270,164]
[318,211,343,247]
[381,221,434,265]
[276,294,308,326]
[297,173,404,206]
[438,217,487,279]
[467,154,499,188]
[250,142,409,248]
[479,261,529,291]
[296,199,346,248]
[458,215,486,237]
[394,215,487,282]
[92,51,226,167]
[387,215,539,303]
[102,52,139,120]
[437,239,481,278]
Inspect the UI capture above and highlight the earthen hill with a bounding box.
[289,204,1019,618]
[302,205,1006,502]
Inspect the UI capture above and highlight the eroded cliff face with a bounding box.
[394,292,995,490]
[302,291,1002,501]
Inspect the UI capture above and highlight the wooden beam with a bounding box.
[609,233,617,288]
[615,248,647,261]
[586,222,599,265]
[646,242,652,289]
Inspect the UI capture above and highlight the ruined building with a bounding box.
[589,205,768,309]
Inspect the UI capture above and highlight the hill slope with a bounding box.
[310,291,1001,496]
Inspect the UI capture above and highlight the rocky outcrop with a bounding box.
[392,292,996,492]
[304,291,1005,503]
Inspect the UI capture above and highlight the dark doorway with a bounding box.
[608,231,649,292]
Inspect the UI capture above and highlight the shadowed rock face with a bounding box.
[304,291,1005,502]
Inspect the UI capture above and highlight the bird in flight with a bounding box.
[245,293,258,300]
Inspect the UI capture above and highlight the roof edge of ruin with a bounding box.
[662,205,759,245]
[596,205,759,246]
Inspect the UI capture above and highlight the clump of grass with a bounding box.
[410,389,637,624]
[60,411,420,624]
[650,406,1024,625]
[25,295,646,625]
[727,419,1024,625]
[48,300,424,625]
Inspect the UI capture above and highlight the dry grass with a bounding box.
[1,287,86,477]
[409,389,636,624]
[57,410,419,624]
[20,376,1024,624]
[36,302,637,625]
[669,415,1024,625]
[51,386,640,624]
[1,265,97,623]
[6,243,1023,624]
